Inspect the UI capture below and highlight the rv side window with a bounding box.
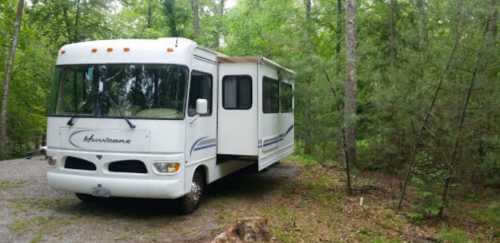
[222,75,252,110]
[263,76,279,113]
[188,70,212,116]
[280,82,293,113]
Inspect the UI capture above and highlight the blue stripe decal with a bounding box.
[198,138,216,146]
[194,143,217,151]
[190,136,208,156]
[264,138,283,147]
[262,124,294,148]
[267,136,282,142]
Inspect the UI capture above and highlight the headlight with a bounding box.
[47,156,57,166]
[153,162,180,174]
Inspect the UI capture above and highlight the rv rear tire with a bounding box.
[178,171,205,214]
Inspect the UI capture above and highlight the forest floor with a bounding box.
[0,156,498,243]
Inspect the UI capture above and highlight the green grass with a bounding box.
[286,153,319,166]
[437,228,471,243]
[30,232,43,243]
[8,197,77,214]
[0,179,26,190]
[270,226,300,243]
[8,218,31,233]
[470,201,500,227]
[266,208,302,243]
[8,215,81,243]
[8,215,74,235]
[355,227,402,243]
[6,197,80,241]
[379,209,406,231]
[370,237,402,243]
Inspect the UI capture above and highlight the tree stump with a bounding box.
[211,217,275,243]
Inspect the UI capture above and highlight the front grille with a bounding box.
[108,160,147,174]
[65,157,97,171]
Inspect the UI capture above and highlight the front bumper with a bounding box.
[47,171,184,199]
[46,148,186,199]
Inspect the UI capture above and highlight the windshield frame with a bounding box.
[47,63,191,121]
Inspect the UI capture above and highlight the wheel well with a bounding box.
[194,165,208,185]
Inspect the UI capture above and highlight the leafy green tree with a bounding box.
[0,0,24,159]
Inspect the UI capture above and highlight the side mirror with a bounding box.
[196,99,208,115]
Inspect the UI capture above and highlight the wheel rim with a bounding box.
[190,180,202,203]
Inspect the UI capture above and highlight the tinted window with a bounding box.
[223,75,252,109]
[188,71,212,116]
[263,76,279,113]
[280,82,293,113]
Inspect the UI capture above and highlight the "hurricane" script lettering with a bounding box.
[83,134,131,144]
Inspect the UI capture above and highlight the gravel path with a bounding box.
[0,157,297,243]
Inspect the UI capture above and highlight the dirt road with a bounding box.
[0,157,297,243]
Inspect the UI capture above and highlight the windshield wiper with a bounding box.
[67,115,77,127]
[102,92,136,129]
[123,117,136,129]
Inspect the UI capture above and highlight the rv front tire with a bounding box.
[178,170,205,214]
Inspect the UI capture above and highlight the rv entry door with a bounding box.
[186,70,217,167]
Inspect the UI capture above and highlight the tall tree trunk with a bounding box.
[492,1,498,30]
[439,48,480,218]
[416,0,428,47]
[389,0,397,68]
[397,0,430,210]
[397,0,464,210]
[0,0,24,159]
[74,0,81,41]
[334,0,347,166]
[325,69,348,167]
[164,0,178,36]
[485,0,497,86]
[302,0,314,155]
[438,1,497,218]
[191,0,200,38]
[415,0,427,79]
[61,2,73,40]
[336,0,342,65]
[147,0,153,28]
[214,0,225,48]
[344,0,357,194]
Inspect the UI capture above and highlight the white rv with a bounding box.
[46,38,294,213]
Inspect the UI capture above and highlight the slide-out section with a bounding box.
[216,57,294,171]
[257,61,295,171]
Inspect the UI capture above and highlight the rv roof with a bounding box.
[57,37,197,65]
[56,37,295,75]
[217,56,295,75]
[217,56,258,63]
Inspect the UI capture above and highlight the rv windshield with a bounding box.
[50,64,188,119]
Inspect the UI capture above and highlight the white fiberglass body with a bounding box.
[46,38,294,201]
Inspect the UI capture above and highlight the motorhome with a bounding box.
[46,38,294,213]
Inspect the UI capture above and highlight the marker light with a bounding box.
[166,48,174,53]
[107,47,113,52]
[153,162,180,174]
[60,50,66,55]
[123,47,130,52]
[91,48,98,53]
